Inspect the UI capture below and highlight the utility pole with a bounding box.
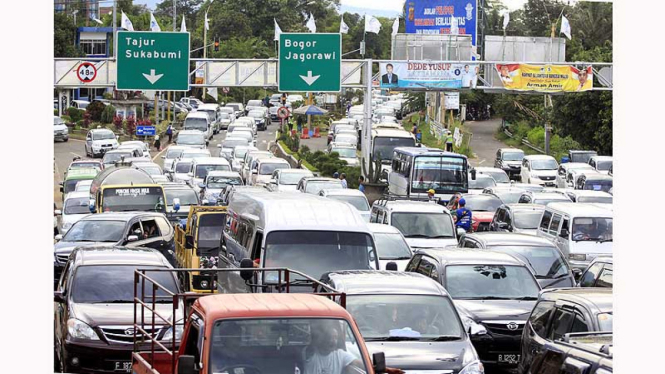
[112,0,117,58]
[361,59,373,175]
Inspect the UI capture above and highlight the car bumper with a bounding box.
[471,329,523,366]
[61,339,178,373]
[54,133,69,141]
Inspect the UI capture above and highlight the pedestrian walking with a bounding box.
[340,173,347,188]
[412,123,418,136]
[166,124,173,143]
[416,129,422,144]
[358,175,365,192]
[446,131,454,152]
[153,135,161,151]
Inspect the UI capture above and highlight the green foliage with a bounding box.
[527,127,545,146]
[103,92,114,100]
[54,109,59,116]
[61,115,72,123]
[101,105,117,124]
[67,107,84,122]
[54,13,84,57]
[86,101,106,122]
[404,92,425,113]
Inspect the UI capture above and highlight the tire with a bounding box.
[63,137,69,142]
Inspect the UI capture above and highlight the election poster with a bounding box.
[495,64,593,92]
[379,62,479,90]
[405,0,478,46]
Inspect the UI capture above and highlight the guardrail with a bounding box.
[503,128,546,154]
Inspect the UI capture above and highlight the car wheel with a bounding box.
[63,137,69,142]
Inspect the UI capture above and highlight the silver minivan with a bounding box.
[536,202,612,271]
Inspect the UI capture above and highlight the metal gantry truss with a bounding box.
[54,58,612,91]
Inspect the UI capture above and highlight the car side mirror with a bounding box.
[498,222,509,229]
[386,262,398,271]
[187,172,193,177]
[55,234,63,241]
[240,258,256,281]
[54,291,65,303]
[372,352,386,374]
[572,268,583,281]
[217,144,222,148]
[115,135,119,140]
[177,355,196,374]
[54,210,62,216]
[251,170,258,175]
[198,182,206,189]
[127,235,139,242]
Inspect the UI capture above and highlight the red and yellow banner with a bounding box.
[495,64,593,92]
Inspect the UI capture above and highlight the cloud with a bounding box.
[341,0,405,13]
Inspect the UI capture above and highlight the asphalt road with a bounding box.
[465,119,505,167]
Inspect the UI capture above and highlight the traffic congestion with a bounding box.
[53,90,613,374]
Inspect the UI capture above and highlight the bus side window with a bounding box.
[370,208,379,223]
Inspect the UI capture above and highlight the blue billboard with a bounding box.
[405,0,478,46]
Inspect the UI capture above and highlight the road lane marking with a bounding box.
[478,159,485,165]
[152,146,169,161]
[70,152,82,158]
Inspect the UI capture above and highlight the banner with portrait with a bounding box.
[495,64,593,92]
[379,62,479,89]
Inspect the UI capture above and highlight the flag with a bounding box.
[205,12,210,31]
[180,15,186,32]
[560,14,572,39]
[306,13,316,33]
[450,16,459,35]
[502,12,510,31]
[365,15,381,34]
[392,18,399,36]
[121,11,134,31]
[340,16,349,34]
[149,12,161,32]
[274,19,282,41]
[207,87,218,100]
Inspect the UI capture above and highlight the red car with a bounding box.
[461,194,503,232]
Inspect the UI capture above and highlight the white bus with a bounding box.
[371,128,416,174]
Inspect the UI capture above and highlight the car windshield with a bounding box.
[596,161,612,171]
[233,148,252,160]
[72,265,177,303]
[207,176,242,189]
[280,172,312,185]
[264,231,374,281]
[64,197,90,215]
[327,195,369,211]
[391,212,454,239]
[372,137,415,161]
[178,133,205,145]
[196,164,230,179]
[137,166,162,176]
[412,156,468,193]
[347,295,462,340]
[64,179,83,194]
[259,163,289,175]
[481,170,510,183]
[463,195,502,212]
[489,246,570,278]
[502,152,524,161]
[597,313,613,331]
[335,135,357,144]
[468,176,496,189]
[305,181,343,194]
[578,196,613,204]
[101,187,165,212]
[184,117,208,131]
[209,318,368,374]
[175,162,192,173]
[445,265,540,299]
[54,117,65,125]
[198,214,225,250]
[63,220,125,242]
[93,131,115,140]
[570,153,596,163]
[165,189,199,206]
[103,152,131,164]
[583,179,613,192]
[493,190,525,204]
[513,210,544,229]
[247,100,262,106]
[572,217,613,242]
[373,233,411,260]
[166,149,184,159]
[531,159,558,170]
[331,148,356,158]
[248,111,264,118]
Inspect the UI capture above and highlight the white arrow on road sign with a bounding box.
[299,71,320,86]
[142,69,164,85]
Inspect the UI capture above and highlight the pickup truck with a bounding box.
[174,206,227,293]
[520,332,612,374]
[131,267,391,374]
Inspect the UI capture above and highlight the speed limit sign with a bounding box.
[277,106,290,119]
[77,62,97,83]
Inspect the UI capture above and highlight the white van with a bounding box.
[251,158,291,186]
[536,202,612,271]
[369,200,458,250]
[183,112,212,140]
[218,191,379,292]
[196,103,221,134]
[520,154,559,187]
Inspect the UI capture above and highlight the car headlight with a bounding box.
[460,360,484,374]
[63,128,69,134]
[162,323,184,342]
[461,316,487,336]
[67,319,99,340]
[569,253,587,261]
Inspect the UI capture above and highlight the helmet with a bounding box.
[333,172,340,178]
[459,198,466,205]
[427,189,435,195]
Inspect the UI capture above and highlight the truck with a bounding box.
[88,165,167,214]
[174,206,227,293]
[131,267,390,374]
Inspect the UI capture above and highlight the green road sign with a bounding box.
[279,33,341,92]
[117,31,190,91]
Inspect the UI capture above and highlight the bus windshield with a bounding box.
[411,156,468,193]
[373,137,415,161]
[101,186,166,213]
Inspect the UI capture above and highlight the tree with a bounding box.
[54,13,84,57]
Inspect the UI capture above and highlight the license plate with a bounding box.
[497,354,520,364]
[114,361,131,372]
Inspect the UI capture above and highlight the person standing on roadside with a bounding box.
[455,198,473,232]
[446,131,454,152]
[358,175,365,192]
[153,135,161,151]
[340,173,347,188]
[166,124,173,143]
